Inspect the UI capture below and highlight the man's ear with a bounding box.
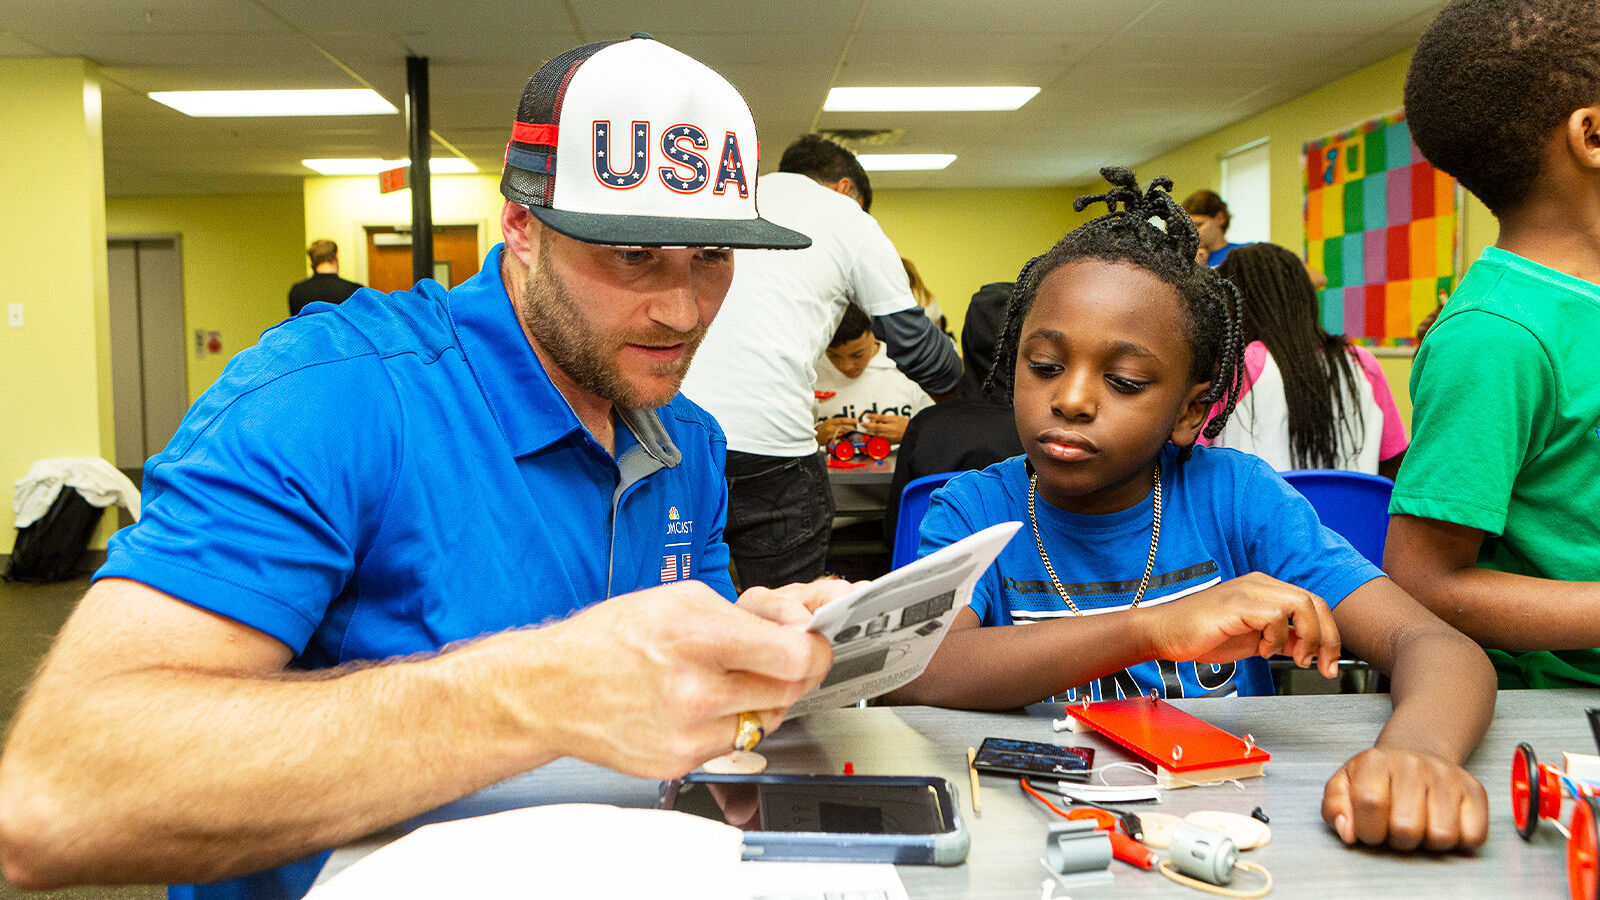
[500,201,541,266]
[1565,104,1600,171]
[1170,381,1213,448]
[825,176,861,202]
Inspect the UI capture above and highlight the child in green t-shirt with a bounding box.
[1388,0,1600,688]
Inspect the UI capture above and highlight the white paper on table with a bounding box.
[738,861,910,900]
[305,804,745,900]
[787,521,1020,719]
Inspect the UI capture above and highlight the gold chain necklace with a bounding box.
[1028,463,1162,615]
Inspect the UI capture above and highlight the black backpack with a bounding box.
[5,489,103,583]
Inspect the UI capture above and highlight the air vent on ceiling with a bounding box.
[816,128,903,148]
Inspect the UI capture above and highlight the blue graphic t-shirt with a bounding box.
[918,444,1380,701]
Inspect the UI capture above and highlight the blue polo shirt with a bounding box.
[98,244,734,899]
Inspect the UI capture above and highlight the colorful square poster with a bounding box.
[1303,112,1459,345]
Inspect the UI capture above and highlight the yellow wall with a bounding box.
[303,174,504,283]
[871,186,1094,341]
[1,59,110,554]
[302,172,1089,346]
[1137,48,1501,431]
[106,193,306,400]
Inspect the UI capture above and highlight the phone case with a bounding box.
[659,773,970,866]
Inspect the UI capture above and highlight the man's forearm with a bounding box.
[0,578,831,890]
[0,630,561,888]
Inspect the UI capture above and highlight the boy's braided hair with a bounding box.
[987,166,1245,459]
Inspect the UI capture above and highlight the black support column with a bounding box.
[406,55,433,285]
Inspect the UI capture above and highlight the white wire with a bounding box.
[1088,761,1160,785]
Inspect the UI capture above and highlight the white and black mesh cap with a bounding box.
[501,36,811,250]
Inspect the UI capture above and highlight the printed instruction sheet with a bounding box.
[787,521,1020,718]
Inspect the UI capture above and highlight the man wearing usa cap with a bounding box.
[0,37,844,898]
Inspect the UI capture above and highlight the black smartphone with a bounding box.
[971,737,1094,782]
[659,773,969,865]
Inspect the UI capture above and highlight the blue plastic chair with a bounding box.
[890,471,960,569]
[1278,469,1395,567]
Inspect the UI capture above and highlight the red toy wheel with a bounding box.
[1545,760,1569,821]
[1568,794,1599,900]
[1515,742,1540,839]
[865,434,892,460]
[831,439,856,461]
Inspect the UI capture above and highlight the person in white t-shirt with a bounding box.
[813,303,934,446]
[681,135,960,589]
[1203,242,1408,478]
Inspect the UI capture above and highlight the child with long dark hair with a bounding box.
[1210,242,1408,478]
[891,168,1493,852]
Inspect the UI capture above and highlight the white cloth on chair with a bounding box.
[12,457,141,528]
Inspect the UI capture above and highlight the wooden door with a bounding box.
[364,225,480,293]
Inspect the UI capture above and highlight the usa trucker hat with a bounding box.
[501,35,811,250]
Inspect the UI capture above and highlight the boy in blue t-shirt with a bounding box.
[891,168,1495,853]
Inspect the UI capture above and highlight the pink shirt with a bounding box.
[1198,341,1407,472]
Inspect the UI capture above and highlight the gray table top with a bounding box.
[826,453,896,486]
[827,452,896,519]
[327,690,1600,897]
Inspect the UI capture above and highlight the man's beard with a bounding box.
[517,243,706,410]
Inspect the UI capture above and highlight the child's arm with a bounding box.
[814,415,856,445]
[887,572,1340,709]
[1322,576,1494,852]
[1385,514,1600,648]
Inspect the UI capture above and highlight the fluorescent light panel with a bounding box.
[824,86,1039,112]
[300,158,478,176]
[857,154,956,172]
[150,89,397,117]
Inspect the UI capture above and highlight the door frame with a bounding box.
[107,232,188,469]
[350,218,490,287]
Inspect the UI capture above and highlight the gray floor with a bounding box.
[0,568,163,899]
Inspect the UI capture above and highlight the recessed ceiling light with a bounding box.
[150,89,397,117]
[300,158,479,176]
[824,86,1039,112]
[857,154,957,172]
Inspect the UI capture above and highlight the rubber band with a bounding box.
[1158,859,1273,898]
[1071,761,1160,786]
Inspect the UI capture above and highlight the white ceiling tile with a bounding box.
[4,0,282,34]
[1,0,1454,195]
[573,1,862,36]
[266,0,572,35]
[860,0,1155,35]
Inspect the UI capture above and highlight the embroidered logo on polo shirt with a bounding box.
[663,506,694,583]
